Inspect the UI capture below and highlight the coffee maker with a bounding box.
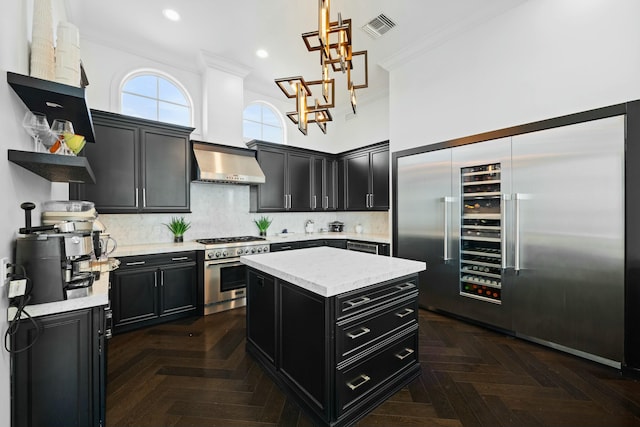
[15,202,97,304]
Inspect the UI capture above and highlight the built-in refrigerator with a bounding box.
[395,115,625,366]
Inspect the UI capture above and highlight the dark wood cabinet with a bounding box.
[246,269,420,427]
[247,269,276,362]
[247,141,338,212]
[342,142,389,211]
[248,142,313,211]
[11,307,106,427]
[70,110,194,213]
[111,251,197,333]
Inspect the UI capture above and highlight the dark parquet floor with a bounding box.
[106,308,640,426]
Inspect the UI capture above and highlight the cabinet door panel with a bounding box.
[160,263,197,315]
[312,157,324,210]
[247,270,276,362]
[370,148,389,209]
[324,159,338,210]
[142,130,190,212]
[345,153,370,210]
[12,309,93,427]
[288,152,312,211]
[80,122,139,211]
[112,268,158,327]
[258,149,287,210]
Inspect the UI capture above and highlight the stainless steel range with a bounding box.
[196,236,269,315]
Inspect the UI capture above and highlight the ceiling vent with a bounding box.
[361,14,396,39]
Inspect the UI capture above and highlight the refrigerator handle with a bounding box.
[501,193,511,270]
[443,196,454,263]
[514,193,522,274]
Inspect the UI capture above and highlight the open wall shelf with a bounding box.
[8,149,96,184]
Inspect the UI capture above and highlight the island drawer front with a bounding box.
[335,331,418,416]
[336,296,418,363]
[336,276,418,319]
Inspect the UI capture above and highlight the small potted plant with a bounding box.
[164,216,191,243]
[254,215,272,237]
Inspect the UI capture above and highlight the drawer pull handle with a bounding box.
[345,296,371,308]
[395,348,415,360]
[126,261,145,266]
[346,327,371,339]
[346,374,371,391]
[395,283,415,291]
[395,308,414,318]
[171,257,189,261]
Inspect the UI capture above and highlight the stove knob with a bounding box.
[207,252,214,259]
[237,249,244,255]
[222,250,228,257]
[251,248,256,253]
[215,251,221,258]
[263,246,269,253]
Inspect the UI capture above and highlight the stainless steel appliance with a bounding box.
[196,236,269,314]
[15,202,97,304]
[346,240,379,254]
[395,115,625,366]
[192,141,266,184]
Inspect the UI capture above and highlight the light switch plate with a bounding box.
[0,257,8,287]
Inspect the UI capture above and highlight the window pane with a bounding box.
[123,75,157,98]
[243,120,261,141]
[263,124,283,144]
[122,93,156,120]
[159,79,188,105]
[262,107,280,127]
[244,104,261,122]
[159,102,190,126]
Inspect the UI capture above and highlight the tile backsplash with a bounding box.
[99,183,389,246]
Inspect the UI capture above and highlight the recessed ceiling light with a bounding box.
[162,9,181,21]
[256,49,269,59]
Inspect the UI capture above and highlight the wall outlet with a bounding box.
[0,257,8,287]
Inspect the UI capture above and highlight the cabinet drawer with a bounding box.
[336,331,418,416]
[117,251,197,269]
[336,296,418,363]
[336,276,417,319]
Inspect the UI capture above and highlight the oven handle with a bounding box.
[205,259,243,268]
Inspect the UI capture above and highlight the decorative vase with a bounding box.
[174,235,183,243]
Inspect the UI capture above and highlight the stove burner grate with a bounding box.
[196,236,266,245]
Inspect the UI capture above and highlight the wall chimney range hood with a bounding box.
[191,141,265,184]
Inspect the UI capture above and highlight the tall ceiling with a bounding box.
[65,0,526,107]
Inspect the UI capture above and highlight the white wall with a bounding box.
[0,1,71,424]
[389,0,640,154]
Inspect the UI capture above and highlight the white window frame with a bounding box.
[118,69,194,126]
[243,101,287,144]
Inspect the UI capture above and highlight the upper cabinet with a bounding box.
[70,110,194,213]
[7,72,97,183]
[341,141,389,211]
[247,141,316,212]
[247,140,387,213]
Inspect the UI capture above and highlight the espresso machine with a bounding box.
[15,201,97,304]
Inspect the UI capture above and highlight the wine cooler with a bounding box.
[459,163,502,303]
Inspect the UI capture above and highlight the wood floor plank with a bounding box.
[106,308,640,427]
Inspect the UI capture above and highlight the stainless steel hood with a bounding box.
[192,141,265,184]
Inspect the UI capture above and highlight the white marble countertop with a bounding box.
[240,247,425,297]
[112,233,390,257]
[7,272,110,321]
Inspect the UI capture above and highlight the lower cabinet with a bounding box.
[11,307,106,427]
[246,268,420,427]
[111,251,197,333]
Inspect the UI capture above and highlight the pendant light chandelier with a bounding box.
[275,0,368,135]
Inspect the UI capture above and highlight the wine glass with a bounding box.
[22,111,51,152]
[50,119,75,155]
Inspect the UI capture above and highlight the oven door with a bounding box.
[204,258,247,314]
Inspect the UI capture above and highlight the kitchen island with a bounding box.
[240,247,426,427]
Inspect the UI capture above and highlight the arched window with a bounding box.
[243,102,284,144]
[121,72,192,126]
